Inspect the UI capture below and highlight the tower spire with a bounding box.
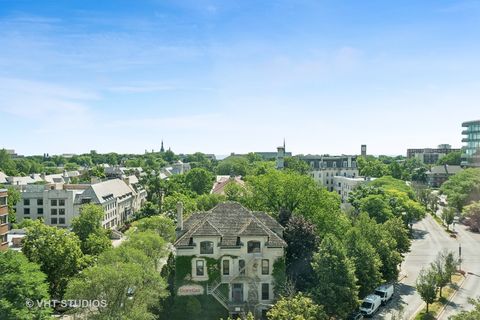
[160,140,165,153]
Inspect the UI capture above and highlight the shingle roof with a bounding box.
[175,202,286,248]
[427,165,464,175]
[76,179,133,204]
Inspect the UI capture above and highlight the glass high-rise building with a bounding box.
[461,120,480,167]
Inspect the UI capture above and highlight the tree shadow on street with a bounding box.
[411,228,429,240]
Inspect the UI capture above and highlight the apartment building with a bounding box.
[300,155,359,191]
[461,120,480,167]
[75,179,135,229]
[15,184,88,227]
[407,145,461,165]
[333,176,373,207]
[174,202,286,319]
[0,189,8,251]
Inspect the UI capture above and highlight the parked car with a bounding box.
[360,294,381,317]
[374,283,394,305]
[347,309,364,320]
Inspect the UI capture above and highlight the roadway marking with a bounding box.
[436,274,468,320]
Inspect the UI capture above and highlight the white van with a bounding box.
[374,284,394,305]
[360,294,381,317]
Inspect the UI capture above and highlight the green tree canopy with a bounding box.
[129,215,176,243]
[22,220,85,299]
[416,267,437,313]
[0,250,52,320]
[267,293,328,320]
[440,168,480,211]
[184,168,214,195]
[310,234,358,318]
[437,150,462,165]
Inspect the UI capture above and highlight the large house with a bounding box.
[174,202,286,319]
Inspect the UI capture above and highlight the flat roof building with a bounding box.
[461,120,480,167]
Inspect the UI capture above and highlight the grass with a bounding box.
[429,212,456,236]
[414,273,464,320]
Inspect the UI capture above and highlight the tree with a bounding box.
[6,187,20,223]
[360,194,394,223]
[171,296,201,320]
[463,201,480,232]
[355,213,402,282]
[216,157,249,177]
[0,250,52,320]
[129,215,176,243]
[195,193,226,211]
[65,261,167,320]
[440,168,480,211]
[267,293,328,320]
[184,168,214,195]
[284,157,310,175]
[284,216,319,292]
[357,156,390,178]
[437,150,462,166]
[123,231,168,271]
[449,298,480,320]
[134,201,160,220]
[21,220,84,299]
[224,181,246,201]
[71,204,112,255]
[383,217,411,255]
[0,149,18,176]
[310,234,358,318]
[345,228,382,298]
[444,251,458,282]
[162,192,197,219]
[441,207,456,230]
[431,252,450,298]
[416,267,437,313]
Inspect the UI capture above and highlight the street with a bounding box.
[374,214,457,319]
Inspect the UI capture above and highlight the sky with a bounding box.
[0,0,479,157]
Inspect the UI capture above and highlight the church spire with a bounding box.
[160,140,165,153]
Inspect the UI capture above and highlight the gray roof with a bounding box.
[76,179,133,204]
[428,165,464,175]
[175,202,286,248]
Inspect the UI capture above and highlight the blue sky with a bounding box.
[0,0,479,156]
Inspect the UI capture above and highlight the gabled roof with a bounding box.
[76,179,133,204]
[175,202,286,248]
[210,175,245,195]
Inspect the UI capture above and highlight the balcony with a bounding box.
[0,224,8,236]
[0,206,7,215]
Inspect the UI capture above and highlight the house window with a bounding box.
[38,208,43,214]
[262,259,269,275]
[51,199,57,206]
[247,241,261,253]
[51,209,57,215]
[24,208,30,215]
[223,259,230,275]
[239,259,245,275]
[59,199,65,206]
[23,199,30,206]
[200,241,214,254]
[196,260,205,276]
[37,199,43,205]
[59,209,65,215]
[59,217,65,224]
[51,218,57,224]
[261,283,270,300]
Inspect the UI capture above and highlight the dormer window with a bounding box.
[200,241,214,254]
[247,241,261,253]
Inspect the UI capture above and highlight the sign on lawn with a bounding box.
[177,284,204,296]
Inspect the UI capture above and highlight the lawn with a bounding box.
[414,273,464,320]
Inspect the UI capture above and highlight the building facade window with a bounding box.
[51,218,57,224]
[261,283,270,300]
[239,259,245,275]
[24,208,30,215]
[222,259,230,275]
[51,199,57,206]
[59,209,65,215]
[59,217,65,224]
[200,241,214,254]
[262,259,269,275]
[59,199,65,206]
[23,199,30,206]
[51,209,57,215]
[37,208,43,214]
[37,199,43,205]
[196,260,205,276]
[247,241,261,253]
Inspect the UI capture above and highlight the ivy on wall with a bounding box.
[272,256,286,298]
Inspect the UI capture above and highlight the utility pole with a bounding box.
[459,243,462,271]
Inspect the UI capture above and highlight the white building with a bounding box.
[174,202,286,319]
[333,176,375,209]
[15,184,88,227]
[75,179,136,229]
[16,178,146,229]
[300,155,359,191]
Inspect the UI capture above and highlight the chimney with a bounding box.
[176,202,184,232]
